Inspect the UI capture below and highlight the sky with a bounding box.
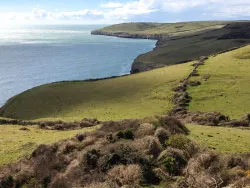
[0,0,250,25]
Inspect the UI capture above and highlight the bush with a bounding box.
[100,153,121,172]
[84,182,111,188]
[158,148,188,176]
[116,129,134,140]
[0,176,14,188]
[227,155,247,169]
[167,134,197,158]
[83,149,100,168]
[42,176,51,188]
[76,134,85,142]
[135,123,155,138]
[49,175,70,188]
[63,142,76,154]
[107,164,142,187]
[100,119,140,133]
[162,157,176,175]
[154,128,169,147]
[158,116,189,135]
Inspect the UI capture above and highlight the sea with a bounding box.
[0,25,156,106]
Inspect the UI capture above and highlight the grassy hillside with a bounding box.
[132,22,250,72]
[187,124,250,153]
[0,125,97,166]
[0,63,192,121]
[188,45,250,119]
[96,21,227,36]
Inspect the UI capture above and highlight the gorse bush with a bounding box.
[158,116,189,135]
[167,134,192,150]
[116,129,134,140]
[84,149,100,168]
[1,116,250,187]
[162,157,176,175]
[0,176,14,188]
[108,164,142,187]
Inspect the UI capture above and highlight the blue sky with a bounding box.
[1,0,250,25]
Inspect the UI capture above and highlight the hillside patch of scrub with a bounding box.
[187,45,250,119]
[0,63,192,121]
[0,116,250,188]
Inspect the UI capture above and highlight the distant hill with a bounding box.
[92,21,227,37]
[92,21,250,73]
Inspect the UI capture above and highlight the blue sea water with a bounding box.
[0,25,156,106]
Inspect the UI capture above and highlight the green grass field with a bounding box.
[0,125,97,166]
[187,124,250,153]
[188,45,250,119]
[0,63,192,121]
[96,22,227,36]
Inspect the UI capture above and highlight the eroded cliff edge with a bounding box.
[92,22,250,73]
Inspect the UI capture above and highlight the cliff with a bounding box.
[93,22,250,73]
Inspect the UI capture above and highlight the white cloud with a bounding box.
[0,0,250,24]
[101,2,123,8]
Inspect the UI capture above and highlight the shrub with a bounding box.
[116,131,124,139]
[158,148,188,176]
[100,153,121,172]
[193,152,223,174]
[124,129,134,140]
[167,134,197,158]
[135,123,155,138]
[0,176,14,188]
[147,137,162,158]
[167,135,191,150]
[76,134,85,142]
[158,116,189,135]
[84,182,110,188]
[99,143,144,172]
[116,129,134,140]
[106,134,116,143]
[107,164,142,187]
[49,175,70,188]
[162,157,176,175]
[227,155,247,169]
[154,127,169,147]
[63,142,76,154]
[42,176,51,188]
[84,149,100,168]
[100,119,140,133]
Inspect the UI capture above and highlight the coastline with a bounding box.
[91,30,162,73]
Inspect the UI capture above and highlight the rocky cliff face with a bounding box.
[92,22,250,74]
[91,30,163,40]
[91,30,166,73]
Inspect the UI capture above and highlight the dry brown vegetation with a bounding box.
[0,116,249,188]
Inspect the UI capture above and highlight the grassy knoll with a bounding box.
[95,21,227,36]
[0,125,97,166]
[0,63,192,121]
[187,124,250,153]
[188,45,250,119]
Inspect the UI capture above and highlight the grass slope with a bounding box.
[0,63,192,121]
[187,124,250,153]
[96,21,227,36]
[188,45,250,119]
[132,22,250,72]
[0,125,97,166]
